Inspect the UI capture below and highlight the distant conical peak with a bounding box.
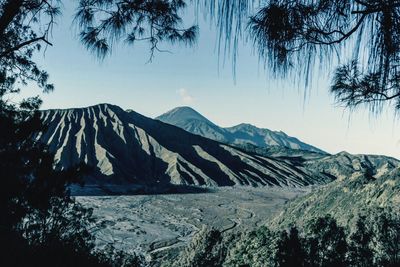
[164,106,203,117]
[172,106,196,112]
[156,106,216,125]
[235,123,254,128]
[157,106,326,154]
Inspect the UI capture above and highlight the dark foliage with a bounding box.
[275,226,306,267]
[75,0,198,60]
[71,0,400,113]
[275,210,400,267]
[245,0,400,112]
[179,208,400,267]
[0,0,59,94]
[5,0,399,114]
[305,215,348,267]
[347,213,375,267]
[0,95,142,266]
[170,226,227,267]
[0,1,142,266]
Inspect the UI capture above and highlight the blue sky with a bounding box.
[21,2,400,158]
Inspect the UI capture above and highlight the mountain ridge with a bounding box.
[38,103,400,195]
[39,103,334,193]
[156,106,326,153]
[269,167,400,229]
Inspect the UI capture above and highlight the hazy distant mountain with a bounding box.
[156,106,325,153]
[38,104,332,193]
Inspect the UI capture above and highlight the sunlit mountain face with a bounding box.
[39,104,334,194]
[38,104,399,196]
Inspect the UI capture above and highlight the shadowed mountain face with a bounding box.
[156,107,325,153]
[38,104,333,192]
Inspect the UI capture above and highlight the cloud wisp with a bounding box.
[177,88,195,105]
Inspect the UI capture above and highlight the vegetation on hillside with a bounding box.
[169,207,400,267]
[271,170,400,228]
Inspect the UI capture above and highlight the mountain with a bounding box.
[304,151,400,181]
[236,146,400,180]
[38,104,333,193]
[153,106,228,143]
[156,107,325,153]
[270,161,400,228]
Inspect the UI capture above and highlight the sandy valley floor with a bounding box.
[77,186,310,263]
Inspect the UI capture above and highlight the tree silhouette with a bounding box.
[247,0,400,113]
[0,73,141,267]
[0,1,142,265]
[191,1,400,114]
[347,213,374,267]
[5,1,400,113]
[0,0,59,95]
[366,208,400,267]
[170,208,399,267]
[304,215,348,267]
[0,96,98,266]
[170,226,226,267]
[347,208,400,267]
[75,0,198,60]
[275,226,306,267]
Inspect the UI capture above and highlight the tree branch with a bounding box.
[0,36,53,58]
[308,14,367,45]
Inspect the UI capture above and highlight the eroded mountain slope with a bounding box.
[39,104,332,192]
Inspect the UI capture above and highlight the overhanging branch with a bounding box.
[0,36,53,58]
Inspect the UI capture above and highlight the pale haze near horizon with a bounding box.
[20,2,400,159]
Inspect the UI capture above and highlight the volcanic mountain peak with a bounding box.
[156,106,215,125]
[157,107,325,154]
